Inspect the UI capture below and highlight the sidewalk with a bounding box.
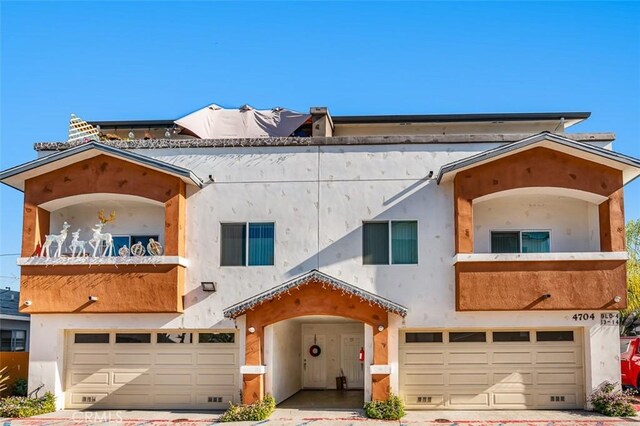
[2,408,639,425]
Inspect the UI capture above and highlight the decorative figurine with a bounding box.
[147,238,163,256]
[130,242,145,257]
[69,229,87,257]
[41,222,70,258]
[118,245,130,257]
[88,223,114,257]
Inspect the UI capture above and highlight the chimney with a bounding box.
[310,107,334,137]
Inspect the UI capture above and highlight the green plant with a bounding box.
[589,382,637,417]
[12,378,28,397]
[364,393,405,420]
[0,391,56,418]
[219,395,275,422]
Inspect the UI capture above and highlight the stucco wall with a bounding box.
[265,320,302,403]
[473,194,600,253]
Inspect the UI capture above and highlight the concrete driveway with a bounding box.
[1,408,639,425]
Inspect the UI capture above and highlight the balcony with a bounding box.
[454,252,627,311]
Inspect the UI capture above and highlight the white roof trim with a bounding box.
[0,142,203,191]
[223,269,408,319]
[437,132,640,185]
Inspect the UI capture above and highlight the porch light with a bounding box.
[248,326,256,334]
[24,300,32,306]
[614,295,622,303]
[377,325,385,332]
[201,282,217,292]
[88,296,98,302]
[542,294,551,299]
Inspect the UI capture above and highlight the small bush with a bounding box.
[589,381,637,417]
[219,394,275,422]
[0,391,56,418]
[12,379,28,397]
[364,393,405,420]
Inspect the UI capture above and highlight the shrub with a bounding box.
[219,394,275,422]
[589,382,637,417]
[12,379,28,397]
[364,393,405,420]
[0,391,56,418]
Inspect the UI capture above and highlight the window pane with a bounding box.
[157,333,192,344]
[115,333,151,344]
[13,330,26,351]
[522,231,550,253]
[1,330,12,351]
[405,332,442,343]
[536,331,574,342]
[74,333,110,344]
[491,232,520,253]
[363,222,389,265]
[131,235,159,257]
[112,236,131,257]
[391,221,418,264]
[248,223,275,266]
[221,224,246,266]
[199,333,235,343]
[449,332,486,343]
[493,331,530,342]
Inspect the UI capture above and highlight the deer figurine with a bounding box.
[88,223,114,257]
[41,222,70,258]
[69,229,87,257]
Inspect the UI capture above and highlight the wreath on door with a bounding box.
[309,334,322,357]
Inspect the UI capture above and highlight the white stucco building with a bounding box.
[1,106,639,411]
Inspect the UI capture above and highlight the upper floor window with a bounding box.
[221,222,275,266]
[491,230,550,254]
[363,221,418,265]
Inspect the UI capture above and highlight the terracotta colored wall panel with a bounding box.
[453,147,626,254]
[0,352,29,397]
[455,260,627,311]
[19,265,184,313]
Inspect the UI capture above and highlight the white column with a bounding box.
[583,323,621,408]
[364,323,374,402]
[263,324,274,398]
[28,315,65,409]
[236,315,246,400]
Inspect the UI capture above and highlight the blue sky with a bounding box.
[1,1,639,289]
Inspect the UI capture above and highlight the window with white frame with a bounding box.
[490,230,550,253]
[220,223,275,266]
[363,221,418,265]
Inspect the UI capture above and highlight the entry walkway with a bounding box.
[278,390,364,409]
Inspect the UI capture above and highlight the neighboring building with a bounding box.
[1,105,639,411]
[0,289,29,352]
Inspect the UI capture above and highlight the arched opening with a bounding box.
[263,315,365,409]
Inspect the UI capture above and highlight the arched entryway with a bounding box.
[223,270,408,405]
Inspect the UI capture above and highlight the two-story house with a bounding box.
[1,105,639,411]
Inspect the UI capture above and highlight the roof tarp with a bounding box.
[174,104,310,139]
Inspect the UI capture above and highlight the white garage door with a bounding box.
[399,329,584,410]
[65,330,239,409]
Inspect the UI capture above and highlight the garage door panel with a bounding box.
[450,372,488,385]
[112,371,151,385]
[403,352,444,365]
[399,329,584,410]
[449,351,488,364]
[65,330,239,409]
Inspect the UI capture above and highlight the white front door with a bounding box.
[302,334,326,388]
[341,334,364,389]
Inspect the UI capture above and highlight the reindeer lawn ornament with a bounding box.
[41,222,70,258]
[89,223,114,257]
[69,229,87,257]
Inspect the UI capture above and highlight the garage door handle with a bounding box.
[303,359,307,370]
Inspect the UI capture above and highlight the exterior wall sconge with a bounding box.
[201,282,216,292]
[88,296,98,302]
[24,300,32,306]
[614,295,622,303]
[248,326,256,334]
[377,325,385,332]
[542,294,551,299]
